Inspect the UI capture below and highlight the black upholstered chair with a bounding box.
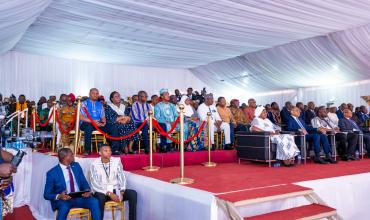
[235,131,306,167]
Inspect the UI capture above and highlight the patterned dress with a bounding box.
[105,104,139,147]
[251,117,300,160]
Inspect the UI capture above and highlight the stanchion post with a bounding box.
[171,105,194,184]
[51,101,57,153]
[25,109,29,128]
[143,110,160,171]
[17,111,20,138]
[32,106,36,132]
[74,97,82,155]
[202,112,217,167]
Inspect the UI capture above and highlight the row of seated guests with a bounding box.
[1,90,369,158]
[256,103,370,164]
[274,101,370,127]
[44,146,137,220]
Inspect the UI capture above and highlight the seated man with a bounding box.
[243,98,256,124]
[287,106,335,164]
[43,148,101,220]
[80,88,120,155]
[327,105,339,126]
[131,90,151,154]
[90,145,137,220]
[339,109,370,157]
[154,88,178,152]
[217,97,235,149]
[280,101,293,125]
[305,101,316,125]
[198,93,231,149]
[336,103,347,119]
[229,99,248,132]
[312,106,358,161]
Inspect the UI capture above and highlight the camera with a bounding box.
[11,150,26,167]
[1,127,53,148]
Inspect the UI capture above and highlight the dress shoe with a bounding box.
[144,149,150,154]
[224,144,233,150]
[347,155,356,161]
[314,157,329,164]
[112,151,122,155]
[325,157,337,164]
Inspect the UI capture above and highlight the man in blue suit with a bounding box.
[287,106,336,164]
[280,101,293,125]
[44,148,101,220]
[336,103,347,119]
[339,109,370,157]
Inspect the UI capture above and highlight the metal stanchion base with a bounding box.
[170,177,194,185]
[143,166,160,172]
[202,162,217,167]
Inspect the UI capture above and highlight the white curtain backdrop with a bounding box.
[0,51,210,100]
[0,0,51,54]
[191,23,370,96]
[256,79,370,108]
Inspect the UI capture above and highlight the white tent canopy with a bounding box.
[1,0,370,104]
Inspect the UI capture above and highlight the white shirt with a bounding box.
[59,163,80,194]
[311,116,338,130]
[108,103,126,116]
[197,103,221,122]
[89,157,126,195]
[327,112,339,126]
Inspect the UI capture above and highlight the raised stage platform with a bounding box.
[9,149,370,220]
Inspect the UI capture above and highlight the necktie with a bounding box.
[295,118,305,129]
[349,118,361,131]
[67,166,75,193]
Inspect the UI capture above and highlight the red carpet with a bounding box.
[216,184,312,205]
[78,150,237,171]
[4,206,35,220]
[244,204,336,220]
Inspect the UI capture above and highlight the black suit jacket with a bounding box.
[305,110,316,125]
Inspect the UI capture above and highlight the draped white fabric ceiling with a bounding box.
[2,0,370,93]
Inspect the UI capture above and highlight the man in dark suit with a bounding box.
[287,107,335,164]
[312,106,358,161]
[296,102,306,121]
[338,109,370,157]
[280,101,293,125]
[336,103,347,119]
[44,148,101,220]
[305,101,316,125]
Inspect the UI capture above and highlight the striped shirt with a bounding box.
[130,101,151,124]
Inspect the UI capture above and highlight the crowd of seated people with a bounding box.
[1,89,370,163]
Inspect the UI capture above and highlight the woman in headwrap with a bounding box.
[178,95,204,151]
[251,106,300,166]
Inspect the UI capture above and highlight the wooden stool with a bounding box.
[59,208,91,220]
[105,201,125,220]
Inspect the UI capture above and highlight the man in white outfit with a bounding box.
[197,93,231,150]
